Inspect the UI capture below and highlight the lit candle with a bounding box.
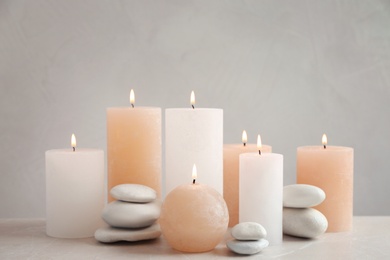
[223,131,272,227]
[297,134,354,232]
[239,134,283,245]
[165,91,223,194]
[45,134,104,238]
[160,164,229,252]
[107,89,161,201]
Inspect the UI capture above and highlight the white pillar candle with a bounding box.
[223,130,272,227]
[107,90,162,201]
[239,135,283,245]
[165,91,223,195]
[46,134,104,238]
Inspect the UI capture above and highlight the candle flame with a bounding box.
[192,164,197,181]
[190,91,195,108]
[71,134,76,150]
[257,134,262,155]
[257,134,262,149]
[322,134,327,149]
[130,89,135,108]
[242,130,247,145]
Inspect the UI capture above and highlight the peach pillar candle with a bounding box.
[223,131,272,227]
[107,90,161,201]
[165,91,223,195]
[239,135,283,245]
[297,134,354,232]
[46,134,104,238]
[160,165,229,253]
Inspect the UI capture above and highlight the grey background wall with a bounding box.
[1,0,389,217]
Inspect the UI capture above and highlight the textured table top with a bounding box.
[1,217,390,259]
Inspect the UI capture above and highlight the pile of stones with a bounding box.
[283,184,328,238]
[226,222,269,255]
[95,184,161,243]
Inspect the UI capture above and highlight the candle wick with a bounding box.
[243,142,246,147]
[193,179,196,184]
[324,145,326,149]
[73,147,75,152]
[131,104,134,108]
[258,150,261,155]
[192,105,194,109]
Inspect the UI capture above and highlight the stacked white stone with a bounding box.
[95,184,161,243]
[283,184,328,238]
[226,222,269,255]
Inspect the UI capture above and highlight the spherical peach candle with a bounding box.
[160,166,229,253]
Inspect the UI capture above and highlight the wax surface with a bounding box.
[297,146,354,232]
[223,144,272,227]
[165,108,223,194]
[239,153,283,245]
[45,149,104,238]
[159,183,229,253]
[107,107,161,201]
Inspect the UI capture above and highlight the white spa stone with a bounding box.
[283,184,325,208]
[283,208,328,238]
[226,239,269,255]
[231,222,267,240]
[94,223,161,243]
[102,200,161,228]
[110,184,157,203]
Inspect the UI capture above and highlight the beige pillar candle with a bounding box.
[297,134,354,232]
[160,165,229,253]
[107,90,161,201]
[223,131,271,227]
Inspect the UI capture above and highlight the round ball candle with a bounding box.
[239,135,283,245]
[107,89,161,201]
[165,91,223,195]
[160,164,229,253]
[45,134,104,238]
[224,131,272,227]
[297,134,354,232]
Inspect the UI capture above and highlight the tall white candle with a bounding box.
[239,135,283,245]
[46,134,104,238]
[165,91,223,195]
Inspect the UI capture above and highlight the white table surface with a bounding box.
[1,217,389,259]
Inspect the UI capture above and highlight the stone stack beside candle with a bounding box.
[95,184,162,243]
[226,222,269,255]
[282,184,328,238]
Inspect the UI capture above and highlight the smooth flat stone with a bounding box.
[95,224,161,243]
[110,184,157,203]
[102,200,161,229]
[283,184,326,208]
[226,239,269,255]
[231,222,267,240]
[283,208,328,238]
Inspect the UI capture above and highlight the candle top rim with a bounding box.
[239,152,283,158]
[297,145,353,151]
[107,106,161,110]
[46,148,103,154]
[224,143,272,148]
[165,108,222,111]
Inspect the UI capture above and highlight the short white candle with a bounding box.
[46,134,104,238]
[239,135,283,245]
